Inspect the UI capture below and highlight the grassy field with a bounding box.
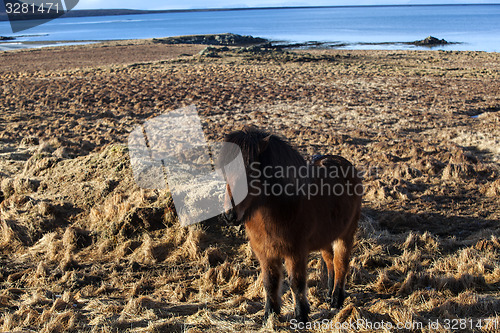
[0,41,499,332]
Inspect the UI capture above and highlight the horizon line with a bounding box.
[74,3,500,11]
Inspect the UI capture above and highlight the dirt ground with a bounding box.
[0,40,499,332]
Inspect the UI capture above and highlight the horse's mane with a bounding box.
[221,127,307,195]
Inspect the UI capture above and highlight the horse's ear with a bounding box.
[258,135,272,154]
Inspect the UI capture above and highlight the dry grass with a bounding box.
[0,42,499,332]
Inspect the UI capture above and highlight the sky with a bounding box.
[75,1,500,10]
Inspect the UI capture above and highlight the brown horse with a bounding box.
[218,127,362,323]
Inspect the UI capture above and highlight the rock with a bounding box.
[198,46,220,58]
[152,33,268,46]
[413,36,449,46]
[0,36,15,41]
[236,45,278,54]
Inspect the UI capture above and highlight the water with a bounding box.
[1,5,499,52]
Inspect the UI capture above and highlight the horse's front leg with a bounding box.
[261,257,283,321]
[285,255,310,323]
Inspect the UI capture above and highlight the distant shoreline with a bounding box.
[1,3,500,22]
[0,34,459,53]
[1,4,497,52]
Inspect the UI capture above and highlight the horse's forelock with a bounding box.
[223,128,269,166]
[223,128,307,192]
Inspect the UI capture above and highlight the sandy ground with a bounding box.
[0,40,205,72]
[0,40,499,332]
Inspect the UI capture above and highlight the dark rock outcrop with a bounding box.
[413,36,448,46]
[152,33,268,46]
[197,44,283,58]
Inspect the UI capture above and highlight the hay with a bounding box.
[0,45,499,332]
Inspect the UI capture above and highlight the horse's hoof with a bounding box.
[264,308,280,322]
[331,289,346,309]
[294,303,310,324]
[294,308,309,323]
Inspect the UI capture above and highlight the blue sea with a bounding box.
[1,4,499,52]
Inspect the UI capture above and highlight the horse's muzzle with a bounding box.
[221,209,238,225]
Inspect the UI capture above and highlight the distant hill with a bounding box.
[0,9,190,21]
[0,7,312,22]
[1,4,496,22]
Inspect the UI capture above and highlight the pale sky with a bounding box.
[75,1,500,10]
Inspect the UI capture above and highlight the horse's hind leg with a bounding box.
[331,229,355,309]
[262,257,283,321]
[285,255,310,323]
[321,247,335,299]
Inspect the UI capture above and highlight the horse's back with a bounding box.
[312,154,356,174]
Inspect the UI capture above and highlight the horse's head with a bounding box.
[218,128,273,225]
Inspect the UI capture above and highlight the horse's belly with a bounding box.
[304,202,354,251]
